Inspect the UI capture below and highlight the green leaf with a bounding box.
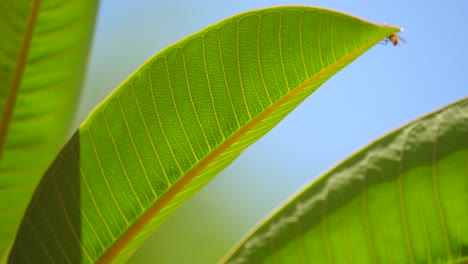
[0,0,98,259]
[223,98,468,264]
[7,6,399,263]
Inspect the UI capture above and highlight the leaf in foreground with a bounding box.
[224,98,468,264]
[0,1,98,259]
[7,6,400,263]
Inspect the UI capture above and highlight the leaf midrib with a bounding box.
[95,28,391,263]
[0,0,41,158]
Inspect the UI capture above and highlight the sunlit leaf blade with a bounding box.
[7,6,399,263]
[0,0,98,259]
[224,98,468,264]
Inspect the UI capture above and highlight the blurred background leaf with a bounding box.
[225,98,468,263]
[0,0,98,259]
[8,5,399,264]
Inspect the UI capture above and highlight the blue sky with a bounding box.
[77,1,468,263]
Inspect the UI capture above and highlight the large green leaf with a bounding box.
[224,98,468,263]
[7,6,400,263]
[0,0,98,259]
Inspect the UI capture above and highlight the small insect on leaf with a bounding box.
[383,25,405,46]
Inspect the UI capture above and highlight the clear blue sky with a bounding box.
[77,1,468,263]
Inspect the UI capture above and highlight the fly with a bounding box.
[387,32,405,46]
[382,24,405,46]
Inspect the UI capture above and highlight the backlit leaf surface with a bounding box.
[0,0,97,259]
[224,98,468,264]
[7,6,399,263]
